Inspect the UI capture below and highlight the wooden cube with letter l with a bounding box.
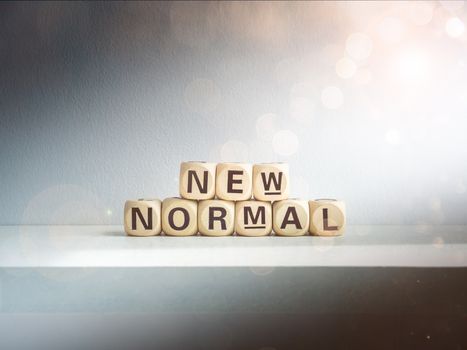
[179,161,216,200]
[253,163,289,201]
[198,200,235,236]
[309,199,346,236]
[124,199,162,236]
[235,200,272,236]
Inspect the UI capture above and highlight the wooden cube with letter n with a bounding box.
[273,199,309,236]
[198,200,235,236]
[216,163,253,201]
[253,163,289,201]
[179,161,216,200]
[124,199,162,236]
[235,200,272,236]
[309,199,346,236]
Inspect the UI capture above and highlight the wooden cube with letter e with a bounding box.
[216,163,253,201]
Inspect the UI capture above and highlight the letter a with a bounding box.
[280,207,302,229]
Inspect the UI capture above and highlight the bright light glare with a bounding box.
[336,57,357,79]
[395,50,431,83]
[440,1,465,12]
[321,86,344,109]
[346,33,373,60]
[445,17,465,38]
[378,17,405,43]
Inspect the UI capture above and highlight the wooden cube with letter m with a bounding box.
[235,200,272,236]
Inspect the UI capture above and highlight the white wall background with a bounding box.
[1,1,467,225]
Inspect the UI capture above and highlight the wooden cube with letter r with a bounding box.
[198,200,235,236]
[179,161,216,200]
[124,199,162,236]
[235,200,272,236]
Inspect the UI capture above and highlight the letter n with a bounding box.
[187,170,208,193]
[132,207,153,230]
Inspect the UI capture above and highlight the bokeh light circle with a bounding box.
[446,17,465,38]
[272,130,299,156]
[346,32,373,60]
[385,129,401,145]
[335,57,357,79]
[405,2,434,26]
[321,86,344,109]
[256,113,280,142]
[220,140,249,162]
[355,68,372,85]
[378,17,405,43]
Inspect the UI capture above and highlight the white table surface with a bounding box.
[0,225,466,267]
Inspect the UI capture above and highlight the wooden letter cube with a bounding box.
[253,163,289,201]
[179,161,216,200]
[273,199,309,236]
[216,163,253,201]
[235,200,272,236]
[309,199,346,236]
[198,200,235,236]
[162,197,198,236]
[124,199,162,236]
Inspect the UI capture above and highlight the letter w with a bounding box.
[261,172,282,191]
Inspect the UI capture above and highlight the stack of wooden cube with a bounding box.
[124,162,345,237]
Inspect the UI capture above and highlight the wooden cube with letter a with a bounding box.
[253,163,289,201]
[216,163,253,201]
[162,197,198,236]
[272,199,309,236]
[309,199,346,236]
[198,200,235,236]
[179,161,216,200]
[235,200,272,236]
[124,199,162,236]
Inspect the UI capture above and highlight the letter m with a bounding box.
[244,206,265,225]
